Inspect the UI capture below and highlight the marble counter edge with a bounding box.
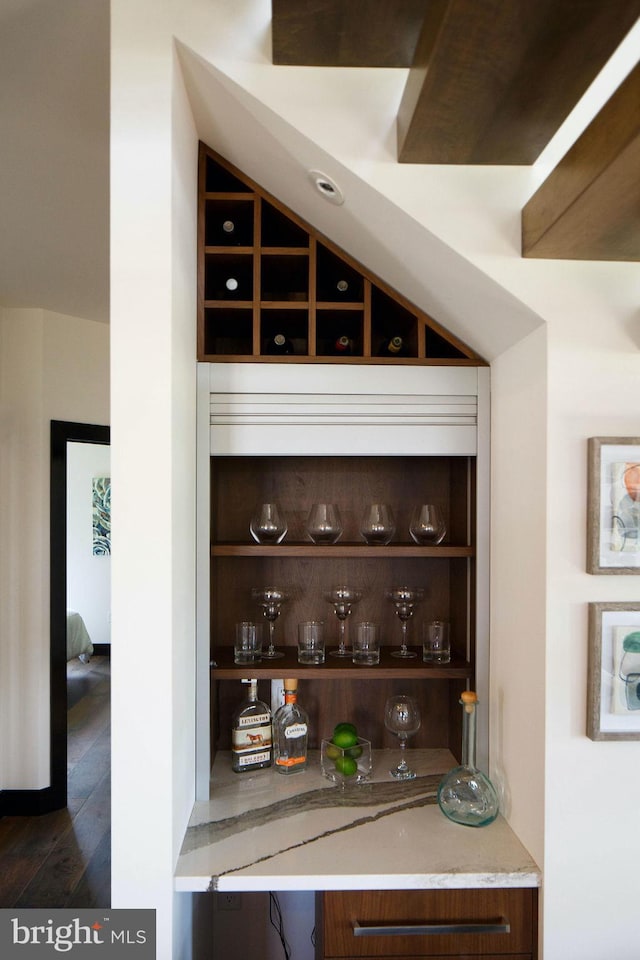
[175,869,541,894]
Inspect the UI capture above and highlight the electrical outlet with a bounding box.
[218,892,242,911]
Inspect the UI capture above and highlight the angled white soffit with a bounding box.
[177,42,544,362]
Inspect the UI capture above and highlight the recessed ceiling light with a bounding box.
[308,169,344,205]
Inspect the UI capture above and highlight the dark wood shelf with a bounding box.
[199,353,484,365]
[203,191,254,200]
[211,645,472,680]
[259,246,309,255]
[204,245,254,255]
[259,300,309,309]
[204,300,254,309]
[316,301,365,310]
[211,542,473,558]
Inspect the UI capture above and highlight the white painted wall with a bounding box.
[490,326,547,874]
[542,303,640,960]
[67,441,111,648]
[110,3,197,956]
[0,307,109,790]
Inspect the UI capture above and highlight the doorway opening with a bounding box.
[50,421,110,808]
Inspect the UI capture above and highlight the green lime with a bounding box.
[334,755,358,777]
[346,743,363,759]
[334,721,357,735]
[332,728,358,749]
[324,743,341,760]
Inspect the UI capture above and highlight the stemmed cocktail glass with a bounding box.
[252,587,288,659]
[323,586,362,658]
[387,586,424,658]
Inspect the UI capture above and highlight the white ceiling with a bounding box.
[0,0,109,323]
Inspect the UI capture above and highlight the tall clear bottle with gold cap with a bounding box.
[273,679,308,774]
[437,691,499,827]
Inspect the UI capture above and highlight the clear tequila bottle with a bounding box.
[273,679,308,774]
[231,679,272,773]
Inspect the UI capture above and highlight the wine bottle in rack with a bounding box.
[222,219,235,235]
[264,333,294,355]
[210,274,245,300]
[336,279,349,294]
[378,335,407,357]
[332,335,353,355]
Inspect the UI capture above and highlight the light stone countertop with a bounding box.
[174,749,541,893]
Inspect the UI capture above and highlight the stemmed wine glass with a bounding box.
[384,695,421,780]
[252,587,288,659]
[323,586,362,658]
[386,586,424,658]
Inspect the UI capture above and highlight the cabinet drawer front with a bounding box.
[336,956,532,960]
[321,889,535,957]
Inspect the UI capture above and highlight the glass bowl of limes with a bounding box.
[321,722,372,786]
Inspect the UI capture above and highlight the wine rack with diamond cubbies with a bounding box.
[198,142,485,365]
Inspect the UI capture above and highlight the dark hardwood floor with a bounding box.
[0,655,111,907]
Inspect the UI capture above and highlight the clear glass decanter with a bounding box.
[437,690,499,827]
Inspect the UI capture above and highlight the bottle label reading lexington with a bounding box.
[232,721,272,754]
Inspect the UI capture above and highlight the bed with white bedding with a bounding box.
[66,610,94,662]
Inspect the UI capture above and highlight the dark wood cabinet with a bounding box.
[198,142,485,365]
[209,452,476,766]
[316,889,538,959]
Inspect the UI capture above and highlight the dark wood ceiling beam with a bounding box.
[397,0,640,165]
[271,0,427,67]
[522,62,640,262]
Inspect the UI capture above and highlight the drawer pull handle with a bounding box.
[352,918,511,937]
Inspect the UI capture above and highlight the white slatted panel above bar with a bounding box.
[206,364,479,457]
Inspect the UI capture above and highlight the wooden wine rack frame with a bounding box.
[197,142,486,365]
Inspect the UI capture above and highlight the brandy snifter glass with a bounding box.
[360,503,396,545]
[250,502,287,544]
[409,504,446,545]
[306,503,343,545]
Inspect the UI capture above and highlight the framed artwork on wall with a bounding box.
[587,602,640,740]
[587,437,640,574]
[92,476,111,556]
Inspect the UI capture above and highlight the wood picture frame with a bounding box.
[587,437,640,574]
[587,602,640,741]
